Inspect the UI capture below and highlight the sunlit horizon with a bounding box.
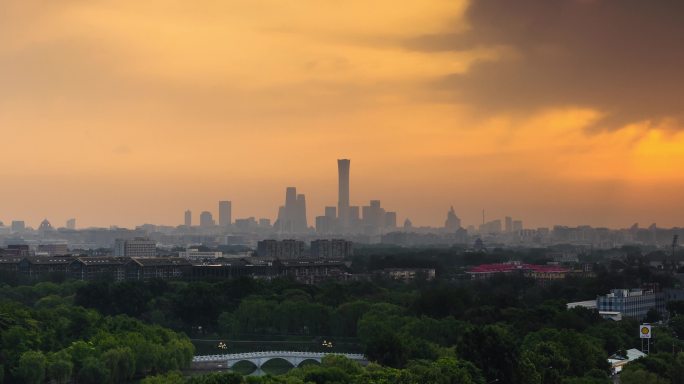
[2,0,683,229]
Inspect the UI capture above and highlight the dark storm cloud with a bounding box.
[408,0,684,130]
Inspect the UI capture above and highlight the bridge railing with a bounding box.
[192,351,366,363]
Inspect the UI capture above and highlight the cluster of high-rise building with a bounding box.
[312,159,398,236]
[184,201,233,229]
[3,159,683,251]
[179,159,401,236]
[472,215,523,235]
[274,188,308,233]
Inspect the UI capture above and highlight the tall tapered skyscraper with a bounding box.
[338,159,350,228]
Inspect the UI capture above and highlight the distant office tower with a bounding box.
[184,210,192,227]
[362,200,385,231]
[66,218,76,230]
[480,220,503,234]
[384,212,397,229]
[348,206,360,225]
[315,216,329,234]
[275,187,308,233]
[114,237,156,257]
[235,217,258,231]
[445,207,462,231]
[11,221,25,233]
[296,194,308,229]
[316,206,338,234]
[257,239,305,259]
[199,211,215,227]
[505,216,513,233]
[512,220,523,233]
[38,243,69,256]
[338,159,350,228]
[219,201,232,227]
[311,239,354,259]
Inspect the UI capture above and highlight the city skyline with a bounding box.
[2,1,684,229]
[0,152,681,232]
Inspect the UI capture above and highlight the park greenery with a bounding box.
[2,245,684,383]
[0,281,194,383]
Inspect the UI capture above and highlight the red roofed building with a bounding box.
[467,261,571,282]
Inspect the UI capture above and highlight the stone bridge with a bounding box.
[192,351,367,373]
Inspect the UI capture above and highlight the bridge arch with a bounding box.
[297,358,321,367]
[193,351,367,373]
[230,360,258,375]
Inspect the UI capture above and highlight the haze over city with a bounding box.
[2,0,684,228]
[4,2,684,383]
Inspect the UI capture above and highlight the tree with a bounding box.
[460,325,519,383]
[667,301,684,317]
[186,372,244,384]
[320,355,363,376]
[517,355,541,384]
[78,357,111,384]
[364,330,408,368]
[407,357,485,384]
[140,371,185,384]
[46,353,73,384]
[102,347,136,383]
[671,316,684,339]
[331,301,372,337]
[14,351,46,384]
[645,308,662,323]
[620,367,668,384]
[217,312,236,336]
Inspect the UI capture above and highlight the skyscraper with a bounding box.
[275,187,308,233]
[296,194,308,230]
[11,221,25,233]
[66,218,76,230]
[337,159,350,228]
[219,201,232,227]
[199,211,215,227]
[184,210,192,227]
[445,207,462,231]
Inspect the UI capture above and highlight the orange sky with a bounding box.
[1,0,683,229]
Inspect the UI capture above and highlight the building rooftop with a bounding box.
[23,257,73,265]
[468,263,570,274]
[74,257,128,265]
[277,259,346,267]
[0,257,23,264]
[129,257,192,267]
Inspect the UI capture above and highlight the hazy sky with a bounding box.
[1,0,683,229]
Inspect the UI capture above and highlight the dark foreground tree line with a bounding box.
[2,259,684,383]
[0,281,194,384]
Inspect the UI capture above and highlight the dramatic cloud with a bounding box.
[409,0,684,131]
[1,0,683,228]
